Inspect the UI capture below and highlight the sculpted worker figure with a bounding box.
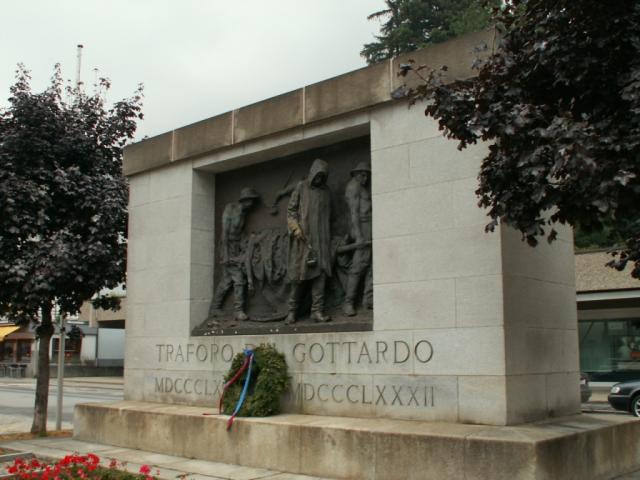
[343,162,373,316]
[285,159,332,324]
[208,187,260,322]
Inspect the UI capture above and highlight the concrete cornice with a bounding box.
[123,29,496,176]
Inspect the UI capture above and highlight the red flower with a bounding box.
[5,451,133,480]
[41,466,53,480]
[139,464,151,475]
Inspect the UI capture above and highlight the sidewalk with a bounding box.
[0,376,123,392]
[0,415,72,435]
[591,389,611,403]
[0,376,123,386]
[2,428,640,479]
[0,437,330,480]
[61,376,123,386]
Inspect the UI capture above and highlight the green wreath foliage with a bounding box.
[221,343,290,417]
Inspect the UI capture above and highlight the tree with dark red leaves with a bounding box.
[0,64,142,433]
[403,0,640,278]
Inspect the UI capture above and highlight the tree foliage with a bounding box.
[0,66,142,320]
[401,0,640,277]
[361,0,494,64]
[0,64,142,432]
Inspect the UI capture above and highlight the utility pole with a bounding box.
[55,43,84,430]
[55,314,66,430]
[93,67,99,94]
[75,44,84,92]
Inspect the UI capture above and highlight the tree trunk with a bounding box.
[31,304,54,434]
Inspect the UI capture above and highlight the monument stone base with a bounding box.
[74,401,640,480]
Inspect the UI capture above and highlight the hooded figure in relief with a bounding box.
[285,158,332,324]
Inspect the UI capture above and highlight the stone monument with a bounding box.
[74,29,640,479]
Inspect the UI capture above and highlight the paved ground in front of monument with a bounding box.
[0,437,329,480]
[0,378,637,479]
[1,435,639,480]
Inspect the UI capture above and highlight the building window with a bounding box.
[16,340,31,362]
[579,319,640,381]
[52,337,82,363]
[0,343,14,362]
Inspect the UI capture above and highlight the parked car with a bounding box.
[581,373,592,403]
[608,379,640,416]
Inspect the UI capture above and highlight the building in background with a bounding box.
[76,292,126,369]
[52,287,126,376]
[576,250,640,382]
[0,289,126,378]
[0,321,35,376]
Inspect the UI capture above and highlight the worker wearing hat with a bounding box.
[208,187,260,322]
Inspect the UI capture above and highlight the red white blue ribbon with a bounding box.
[217,348,255,431]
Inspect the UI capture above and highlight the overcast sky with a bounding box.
[0,0,387,140]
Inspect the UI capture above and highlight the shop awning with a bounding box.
[0,325,20,341]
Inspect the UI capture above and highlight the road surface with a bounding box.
[0,377,123,433]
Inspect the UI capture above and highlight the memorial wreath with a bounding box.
[220,343,290,419]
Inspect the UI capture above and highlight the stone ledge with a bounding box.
[304,62,390,125]
[124,132,173,176]
[74,401,640,479]
[173,113,233,163]
[391,29,496,92]
[234,89,303,144]
[123,29,495,177]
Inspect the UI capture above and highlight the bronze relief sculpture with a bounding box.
[195,139,373,335]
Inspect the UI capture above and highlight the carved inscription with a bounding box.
[150,375,438,409]
[148,339,439,410]
[291,340,433,364]
[155,343,236,364]
[292,382,435,407]
[153,377,222,397]
[154,339,433,366]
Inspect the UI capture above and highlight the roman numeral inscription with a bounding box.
[291,382,436,408]
[153,377,223,397]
